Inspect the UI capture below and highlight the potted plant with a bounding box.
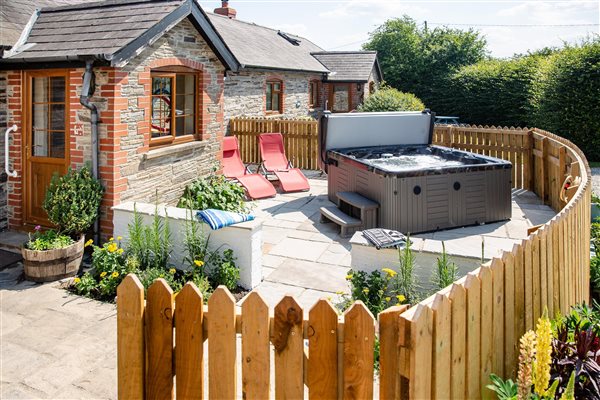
[22,166,103,282]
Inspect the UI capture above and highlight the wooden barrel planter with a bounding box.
[22,235,85,282]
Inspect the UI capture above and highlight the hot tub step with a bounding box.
[320,206,362,238]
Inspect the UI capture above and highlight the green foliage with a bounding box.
[178,174,247,213]
[591,192,600,204]
[431,241,459,290]
[442,55,550,127]
[534,41,600,161]
[487,373,518,400]
[126,204,172,270]
[340,270,391,316]
[43,166,103,235]
[396,237,417,303]
[592,220,600,253]
[358,85,425,112]
[591,256,600,300]
[363,15,487,110]
[137,267,182,293]
[209,249,239,290]
[26,228,74,251]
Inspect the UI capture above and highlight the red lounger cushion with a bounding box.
[236,174,277,199]
[273,169,310,192]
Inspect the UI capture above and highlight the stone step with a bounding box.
[319,206,362,238]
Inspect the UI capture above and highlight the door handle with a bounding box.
[5,124,18,178]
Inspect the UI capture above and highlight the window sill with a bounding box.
[143,140,207,161]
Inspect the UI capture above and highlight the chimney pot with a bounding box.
[214,0,236,19]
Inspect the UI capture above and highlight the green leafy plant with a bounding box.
[339,270,397,316]
[487,373,518,400]
[591,256,600,301]
[395,237,417,303]
[126,203,172,270]
[137,267,182,293]
[178,173,247,213]
[43,165,103,236]
[357,84,425,112]
[591,192,600,204]
[26,226,74,251]
[431,241,459,290]
[209,248,239,290]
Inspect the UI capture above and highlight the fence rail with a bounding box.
[118,124,591,399]
[229,117,319,170]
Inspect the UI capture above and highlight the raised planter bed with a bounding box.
[22,235,85,282]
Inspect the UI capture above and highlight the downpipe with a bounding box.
[80,60,100,244]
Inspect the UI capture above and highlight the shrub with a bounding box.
[442,55,550,127]
[43,165,103,236]
[358,85,425,112]
[178,174,247,213]
[534,41,600,161]
[209,248,239,290]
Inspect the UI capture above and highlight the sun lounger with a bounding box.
[222,136,276,199]
[258,133,310,192]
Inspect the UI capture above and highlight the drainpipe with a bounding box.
[80,60,100,244]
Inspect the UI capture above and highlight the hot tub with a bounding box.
[319,111,512,234]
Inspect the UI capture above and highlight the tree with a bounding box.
[357,85,425,112]
[363,16,487,111]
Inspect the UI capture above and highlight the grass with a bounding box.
[590,161,600,168]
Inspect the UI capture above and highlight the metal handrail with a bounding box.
[4,125,18,178]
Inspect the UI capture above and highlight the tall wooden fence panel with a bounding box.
[399,126,591,399]
[230,117,319,170]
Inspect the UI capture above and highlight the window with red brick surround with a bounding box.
[265,79,283,114]
[150,67,200,148]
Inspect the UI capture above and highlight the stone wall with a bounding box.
[0,72,7,231]
[223,70,321,126]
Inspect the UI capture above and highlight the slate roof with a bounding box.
[0,0,84,48]
[0,0,238,70]
[207,12,328,73]
[311,51,382,82]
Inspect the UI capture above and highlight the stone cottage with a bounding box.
[0,0,382,236]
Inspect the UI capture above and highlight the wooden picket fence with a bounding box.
[117,125,591,399]
[397,126,591,399]
[229,117,319,170]
[117,277,408,399]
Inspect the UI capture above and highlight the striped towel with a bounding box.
[197,209,255,230]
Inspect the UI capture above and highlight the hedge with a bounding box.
[358,86,425,112]
[437,41,600,160]
[534,43,600,161]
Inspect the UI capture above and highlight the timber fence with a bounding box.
[229,117,319,170]
[117,124,591,399]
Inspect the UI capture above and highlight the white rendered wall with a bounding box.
[112,202,263,289]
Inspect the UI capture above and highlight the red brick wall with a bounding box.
[6,71,23,228]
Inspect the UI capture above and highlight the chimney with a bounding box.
[214,0,236,19]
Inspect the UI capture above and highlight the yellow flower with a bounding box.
[100,271,107,278]
[117,248,124,255]
[84,239,93,247]
[335,291,344,295]
[396,294,406,303]
[109,237,114,242]
[345,274,353,280]
[107,243,118,253]
[169,268,176,275]
[382,268,397,277]
[534,315,553,396]
[385,296,391,302]
[117,236,123,241]
[111,271,119,278]
[73,277,81,284]
[362,288,369,294]
[194,260,204,268]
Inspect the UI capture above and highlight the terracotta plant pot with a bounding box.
[22,235,85,282]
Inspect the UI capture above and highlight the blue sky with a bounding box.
[202,0,599,57]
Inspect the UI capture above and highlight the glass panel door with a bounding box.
[25,72,69,226]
